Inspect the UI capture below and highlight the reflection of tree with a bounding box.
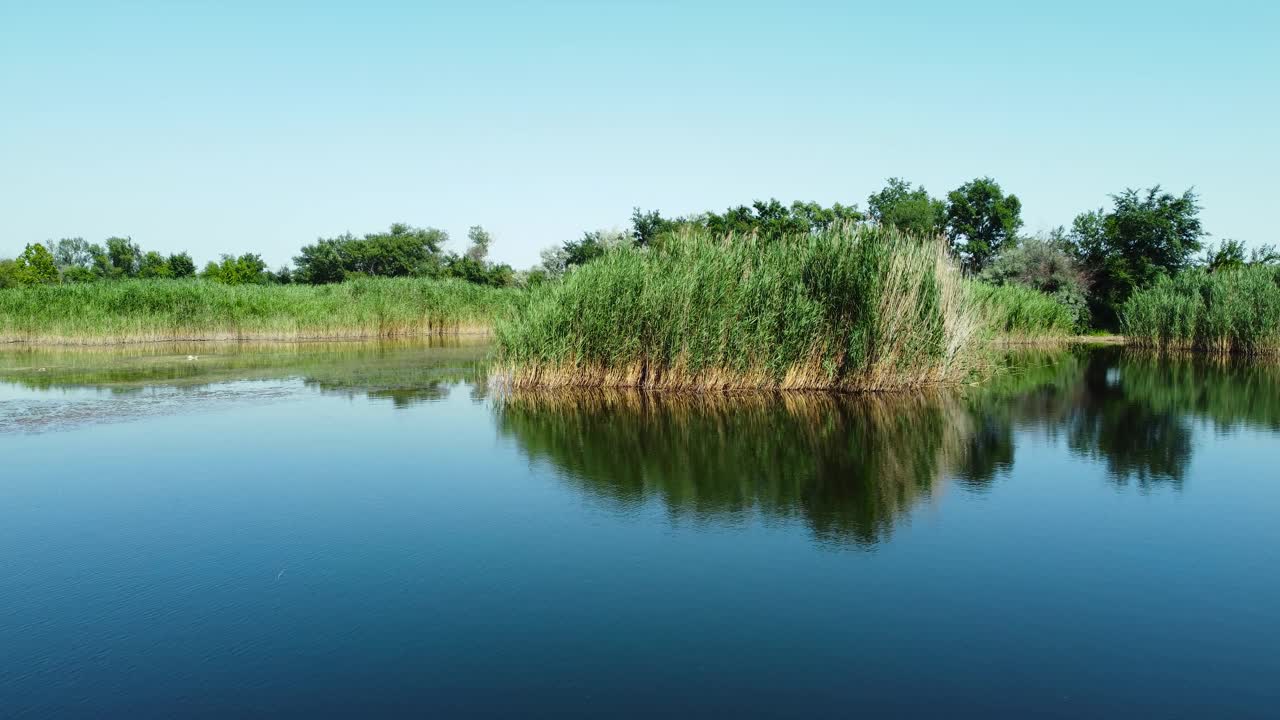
[497,391,991,548]
[966,348,1249,489]
[1061,355,1192,489]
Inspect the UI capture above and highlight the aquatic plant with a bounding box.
[495,225,981,392]
[1122,265,1280,354]
[0,277,522,344]
[968,281,1079,340]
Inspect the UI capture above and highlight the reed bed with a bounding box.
[0,277,521,344]
[1122,266,1280,355]
[967,281,1078,341]
[495,225,981,392]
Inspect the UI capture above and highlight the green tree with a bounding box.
[630,208,678,247]
[465,225,492,262]
[867,178,945,239]
[15,243,60,285]
[1203,239,1246,273]
[0,259,20,289]
[137,250,173,279]
[945,177,1023,273]
[53,238,94,269]
[202,253,268,285]
[980,234,1092,329]
[105,236,141,277]
[167,252,196,278]
[293,224,448,283]
[1070,186,1205,327]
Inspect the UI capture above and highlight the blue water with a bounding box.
[1,342,1277,718]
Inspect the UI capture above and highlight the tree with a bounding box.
[465,225,492,262]
[1069,186,1205,327]
[105,236,141,277]
[1249,244,1280,266]
[15,243,60,285]
[202,253,268,285]
[293,224,449,284]
[53,238,94,269]
[945,177,1023,273]
[1203,240,1246,273]
[631,208,677,247]
[981,234,1091,329]
[137,250,173,279]
[867,178,945,239]
[0,259,20,289]
[702,199,863,240]
[167,252,196,278]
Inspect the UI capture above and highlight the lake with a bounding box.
[1,340,1277,718]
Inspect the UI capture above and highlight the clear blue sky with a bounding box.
[2,0,1276,269]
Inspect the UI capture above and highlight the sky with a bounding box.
[2,0,1277,269]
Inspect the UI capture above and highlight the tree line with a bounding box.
[534,178,1275,329]
[5,177,1274,329]
[1,224,514,290]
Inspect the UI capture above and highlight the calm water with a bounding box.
[1,340,1277,718]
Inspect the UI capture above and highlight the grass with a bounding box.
[968,281,1078,341]
[495,225,981,392]
[0,277,522,344]
[1122,265,1280,355]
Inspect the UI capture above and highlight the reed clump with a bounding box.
[1122,265,1280,355]
[968,281,1078,341]
[0,277,521,344]
[495,225,980,392]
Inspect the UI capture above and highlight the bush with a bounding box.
[980,235,1090,329]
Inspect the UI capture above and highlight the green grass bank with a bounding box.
[0,277,522,344]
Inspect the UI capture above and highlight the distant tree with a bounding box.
[293,237,348,284]
[53,238,94,269]
[88,243,111,278]
[202,253,268,285]
[630,208,680,247]
[167,252,196,278]
[15,243,60,285]
[294,224,448,284]
[867,178,946,239]
[61,266,98,284]
[0,259,21,289]
[137,250,173,279]
[1069,186,1205,327]
[945,177,1023,273]
[561,229,630,269]
[464,226,492,262]
[981,234,1091,329]
[268,265,293,284]
[702,199,863,240]
[1203,239,1247,273]
[1249,244,1280,266]
[537,245,570,279]
[105,236,141,277]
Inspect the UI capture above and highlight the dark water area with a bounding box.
[1,340,1277,718]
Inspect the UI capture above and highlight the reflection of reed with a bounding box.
[0,338,492,406]
[496,389,987,548]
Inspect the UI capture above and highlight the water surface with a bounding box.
[1,341,1277,718]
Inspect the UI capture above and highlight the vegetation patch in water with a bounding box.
[495,225,982,392]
